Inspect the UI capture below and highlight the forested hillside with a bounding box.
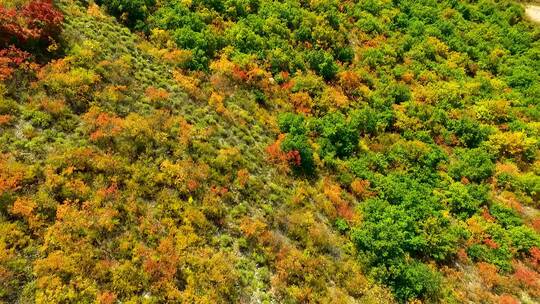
[1,0,540,303]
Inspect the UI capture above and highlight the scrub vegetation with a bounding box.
[1,0,540,303]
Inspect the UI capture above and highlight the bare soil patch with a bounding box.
[526,5,540,23]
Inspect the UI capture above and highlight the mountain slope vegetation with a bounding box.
[1,0,540,303]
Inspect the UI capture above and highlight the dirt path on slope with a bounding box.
[526,5,540,23]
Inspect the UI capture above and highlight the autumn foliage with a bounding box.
[0,0,63,47]
[0,0,63,80]
[0,46,29,80]
[1,0,540,303]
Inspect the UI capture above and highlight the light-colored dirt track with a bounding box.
[526,5,540,23]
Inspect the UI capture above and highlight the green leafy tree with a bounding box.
[448,118,491,148]
[449,148,495,183]
[315,112,359,159]
[278,113,314,174]
[306,50,339,81]
[98,0,155,30]
[444,183,488,219]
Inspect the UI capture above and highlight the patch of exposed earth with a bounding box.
[526,5,540,23]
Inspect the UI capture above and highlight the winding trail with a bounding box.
[526,4,540,23]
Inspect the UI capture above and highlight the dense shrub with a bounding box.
[306,49,339,81]
[449,148,495,183]
[280,133,314,174]
[0,0,63,47]
[448,118,491,148]
[277,113,314,173]
[467,243,513,271]
[353,196,450,302]
[445,182,487,219]
[314,112,359,159]
[278,112,306,135]
[385,83,411,104]
[393,262,442,302]
[97,0,155,30]
[490,203,522,229]
[3,0,540,303]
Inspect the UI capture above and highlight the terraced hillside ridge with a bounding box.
[1,0,540,303]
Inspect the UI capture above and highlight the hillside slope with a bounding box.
[1,0,540,303]
[1,1,392,303]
